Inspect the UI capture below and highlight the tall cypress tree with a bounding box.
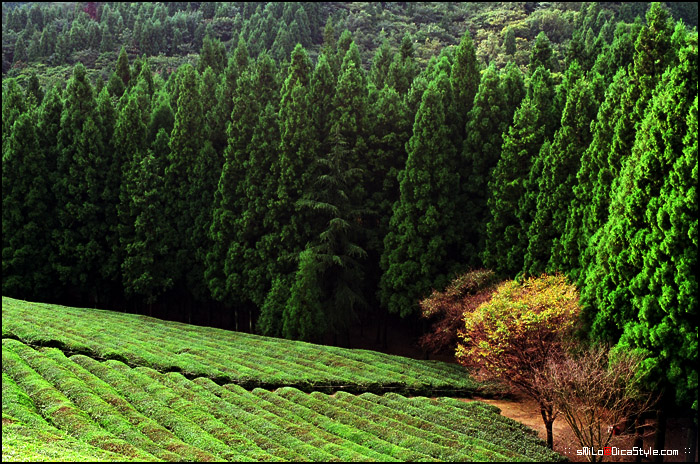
[116,87,149,301]
[529,31,554,73]
[115,46,131,88]
[482,97,544,276]
[163,64,204,307]
[526,64,603,277]
[581,2,678,333]
[258,44,317,334]
[600,47,697,409]
[207,67,257,310]
[121,128,173,307]
[2,110,54,299]
[310,53,336,158]
[564,69,631,286]
[330,42,369,211]
[461,63,522,266]
[379,72,460,317]
[54,64,109,303]
[387,32,418,95]
[369,39,394,90]
[450,29,480,140]
[290,129,368,343]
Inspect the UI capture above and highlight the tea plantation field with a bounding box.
[2,297,565,461]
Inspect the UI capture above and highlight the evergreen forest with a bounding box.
[2,0,698,426]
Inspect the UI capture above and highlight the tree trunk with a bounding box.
[654,408,666,463]
[540,407,554,449]
[634,414,644,463]
[686,416,697,463]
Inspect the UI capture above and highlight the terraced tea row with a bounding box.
[2,339,564,462]
[2,297,489,394]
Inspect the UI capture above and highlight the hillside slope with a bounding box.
[2,297,564,462]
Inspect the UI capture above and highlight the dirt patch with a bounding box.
[461,390,694,462]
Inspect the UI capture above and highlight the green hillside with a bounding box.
[2,298,563,462]
[2,297,492,395]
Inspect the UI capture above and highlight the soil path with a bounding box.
[461,391,692,462]
[460,391,586,462]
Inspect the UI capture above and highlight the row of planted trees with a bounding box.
[2,1,697,425]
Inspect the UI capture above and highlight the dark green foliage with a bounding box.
[526,64,603,277]
[206,68,257,306]
[163,64,205,297]
[461,63,524,267]
[482,97,544,277]
[107,72,125,98]
[366,85,411,256]
[115,87,149,299]
[25,71,43,105]
[503,28,516,55]
[369,40,394,90]
[2,110,54,299]
[387,32,418,95]
[450,30,480,140]
[53,64,112,301]
[257,45,317,332]
[146,90,174,144]
[121,129,174,304]
[197,35,226,75]
[380,72,461,317]
[330,42,369,207]
[115,46,131,88]
[310,53,336,157]
[292,129,369,341]
[529,31,554,73]
[95,87,120,292]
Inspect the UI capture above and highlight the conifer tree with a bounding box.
[310,53,336,157]
[330,43,369,206]
[526,64,603,277]
[163,64,204,304]
[25,71,43,105]
[586,39,696,346]
[2,110,54,299]
[461,63,522,266]
[290,129,368,342]
[380,72,461,317]
[482,97,544,276]
[115,87,149,299]
[2,79,27,143]
[258,44,317,332]
[282,248,325,341]
[206,68,257,308]
[121,128,174,306]
[529,31,554,73]
[238,53,280,312]
[115,46,131,88]
[450,29,480,139]
[387,32,418,95]
[147,90,174,144]
[95,87,121,295]
[563,69,631,286]
[369,39,394,90]
[54,64,109,302]
[581,2,678,330]
[593,46,697,410]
